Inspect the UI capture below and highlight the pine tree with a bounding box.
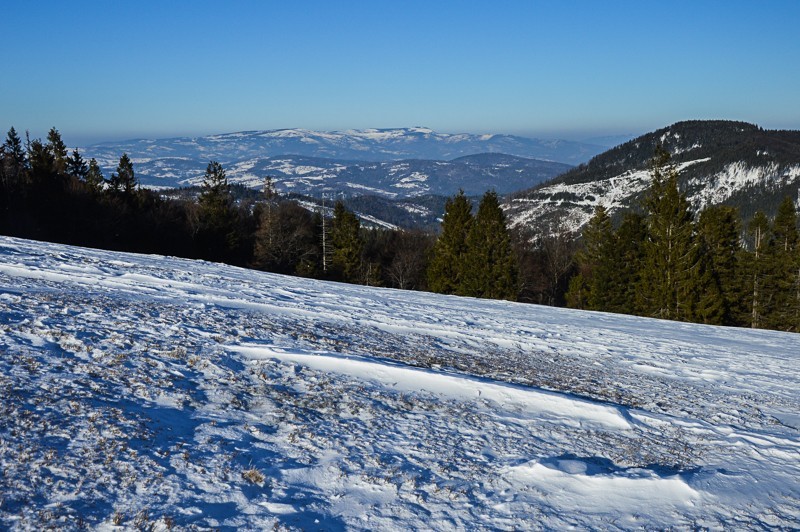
[108,153,137,196]
[638,146,698,320]
[427,190,473,294]
[330,200,363,283]
[461,190,517,300]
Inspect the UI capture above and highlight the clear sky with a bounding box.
[2,0,799,146]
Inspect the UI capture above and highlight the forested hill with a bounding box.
[505,120,800,233]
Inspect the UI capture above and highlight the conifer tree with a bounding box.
[85,158,105,193]
[66,149,88,181]
[197,161,233,230]
[28,139,57,184]
[608,212,647,314]
[567,205,615,310]
[763,196,799,330]
[697,205,742,324]
[461,190,517,300]
[198,161,232,219]
[2,127,27,185]
[688,244,726,324]
[108,153,137,196]
[772,195,798,253]
[330,200,363,282]
[46,127,68,175]
[638,146,698,320]
[197,161,237,259]
[427,190,473,294]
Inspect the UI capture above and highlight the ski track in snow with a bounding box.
[0,235,799,530]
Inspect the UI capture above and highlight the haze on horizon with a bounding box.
[2,1,799,147]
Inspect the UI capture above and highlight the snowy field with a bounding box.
[1,235,799,530]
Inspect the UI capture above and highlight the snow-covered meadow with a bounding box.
[1,235,798,529]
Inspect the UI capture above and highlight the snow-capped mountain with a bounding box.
[79,127,593,196]
[2,235,799,529]
[505,120,800,235]
[83,127,602,166]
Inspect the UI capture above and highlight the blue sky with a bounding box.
[2,1,799,145]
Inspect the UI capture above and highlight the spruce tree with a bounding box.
[427,190,473,294]
[46,127,68,176]
[688,244,726,324]
[2,127,27,185]
[28,139,57,185]
[197,161,237,260]
[66,149,88,181]
[461,190,517,300]
[330,200,363,283]
[609,212,647,314]
[198,161,232,219]
[565,274,589,309]
[638,146,698,320]
[697,205,742,324]
[108,153,137,196]
[85,158,105,193]
[763,196,799,330]
[567,205,615,310]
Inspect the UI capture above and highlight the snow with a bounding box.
[506,157,717,235]
[393,172,429,190]
[353,213,400,230]
[233,346,631,431]
[688,162,800,210]
[1,235,799,529]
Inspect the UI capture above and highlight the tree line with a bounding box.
[566,146,800,332]
[0,127,438,290]
[2,126,798,333]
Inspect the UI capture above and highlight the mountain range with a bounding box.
[134,152,572,198]
[84,126,603,165]
[80,128,595,197]
[505,120,800,235]
[80,122,800,234]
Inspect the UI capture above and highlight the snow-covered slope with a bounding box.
[505,121,800,235]
[507,158,711,235]
[1,236,799,529]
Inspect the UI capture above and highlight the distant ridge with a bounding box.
[78,127,588,198]
[82,127,603,167]
[505,120,800,234]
